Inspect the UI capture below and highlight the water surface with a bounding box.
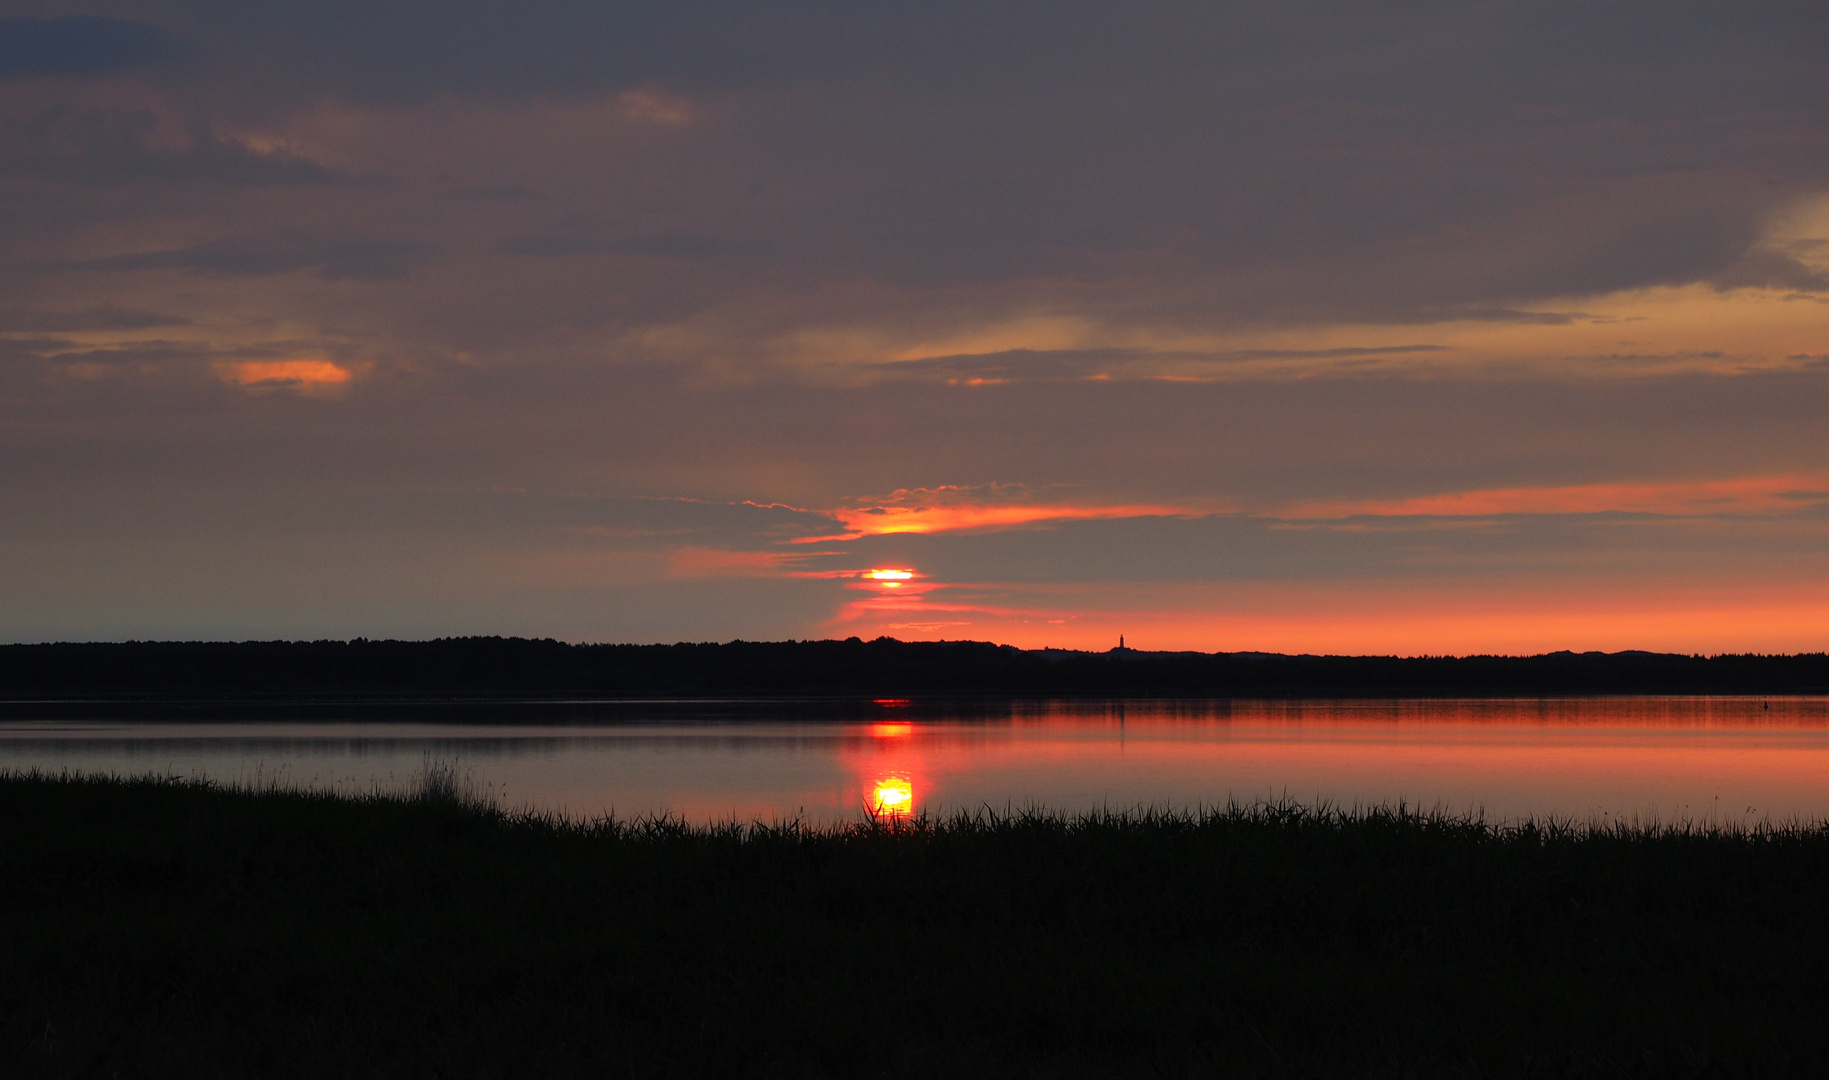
[4,697,1827,824]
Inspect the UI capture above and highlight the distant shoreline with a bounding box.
[4,637,1829,704]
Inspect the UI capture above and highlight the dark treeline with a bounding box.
[4,637,1829,701]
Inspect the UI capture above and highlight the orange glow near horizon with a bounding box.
[781,466,1829,655]
[823,577,1829,655]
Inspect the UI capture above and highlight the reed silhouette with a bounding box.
[6,772,1829,1077]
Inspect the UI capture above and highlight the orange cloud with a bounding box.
[1283,472,1829,519]
[832,502,1189,536]
[214,359,353,391]
[796,486,1199,541]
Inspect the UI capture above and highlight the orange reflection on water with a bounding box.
[829,698,1829,825]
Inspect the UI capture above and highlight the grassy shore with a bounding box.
[6,774,1829,1078]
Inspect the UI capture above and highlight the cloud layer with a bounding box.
[2,3,1828,648]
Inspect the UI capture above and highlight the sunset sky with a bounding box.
[3,2,1828,652]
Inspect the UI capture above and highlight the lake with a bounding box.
[5,697,1828,824]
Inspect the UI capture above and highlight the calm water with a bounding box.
[5,697,1829,824]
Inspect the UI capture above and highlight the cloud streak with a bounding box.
[1283,473,1829,520]
[807,488,1202,541]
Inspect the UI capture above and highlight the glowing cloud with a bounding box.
[833,502,1185,536]
[214,360,353,392]
[797,487,1200,541]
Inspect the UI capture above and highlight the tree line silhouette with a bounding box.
[3,637,1828,700]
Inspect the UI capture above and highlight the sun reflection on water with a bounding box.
[870,776,914,816]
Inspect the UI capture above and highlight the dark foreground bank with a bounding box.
[6,777,1829,1078]
[6,637,1829,704]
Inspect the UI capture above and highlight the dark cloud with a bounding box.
[37,340,211,365]
[0,107,357,186]
[441,183,539,202]
[0,335,322,370]
[0,305,188,331]
[62,2,1826,112]
[64,235,430,281]
[1400,308,1592,326]
[1709,250,1829,293]
[881,346,1452,382]
[5,2,1826,319]
[0,335,71,364]
[1597,352,1727,363]
[494,230,745,260]
[0,16,175,78]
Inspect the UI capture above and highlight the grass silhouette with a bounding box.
[5,771,1829,1077]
